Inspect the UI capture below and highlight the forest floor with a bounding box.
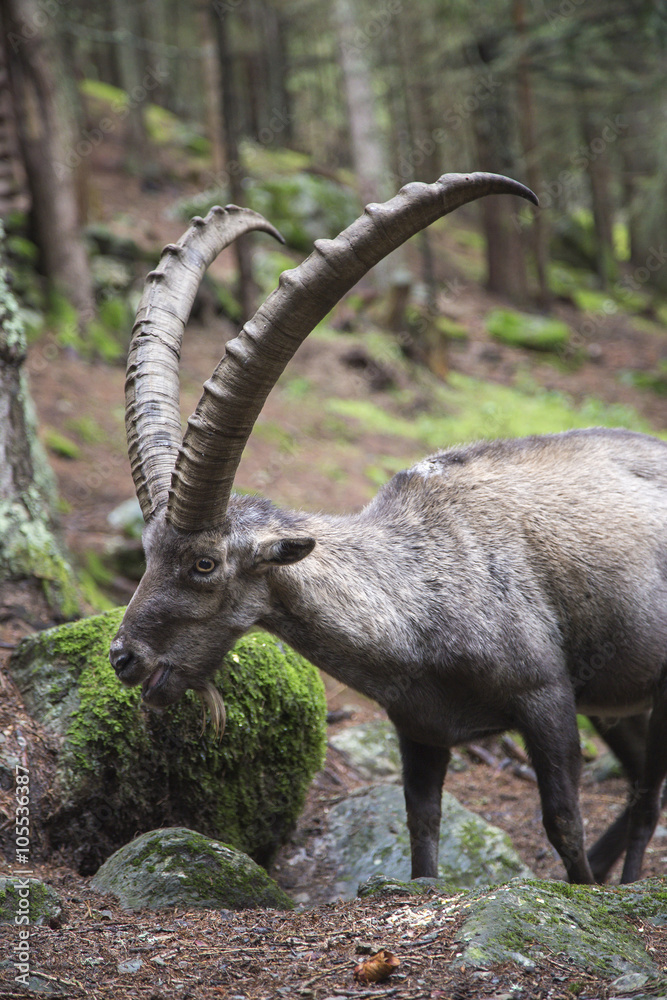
[2,153,667,998]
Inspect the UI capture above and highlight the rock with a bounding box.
[329,719,466,780]
[609,972,650,994]
[586,749,624,782]
[107,498,144,539]
[455,879,665,980]
[91,828,294,911]
[326,783,533,900]
[329,721,402,781]
[358,874,462,899]
[8,609,326,875]
[0,877,65,927]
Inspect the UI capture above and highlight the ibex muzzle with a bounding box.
[110,173,667,886]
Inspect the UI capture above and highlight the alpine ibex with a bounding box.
[110,172,667,885]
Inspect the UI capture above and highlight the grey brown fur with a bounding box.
[110,175,667,885]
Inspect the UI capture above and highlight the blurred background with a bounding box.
[0,0,666,609]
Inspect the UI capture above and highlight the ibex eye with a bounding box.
[194,557,216,574]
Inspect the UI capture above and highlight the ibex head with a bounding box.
[109,174,537,734]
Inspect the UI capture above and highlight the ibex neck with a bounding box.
[258,509,428,690]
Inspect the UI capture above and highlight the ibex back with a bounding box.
[109,173,667,885]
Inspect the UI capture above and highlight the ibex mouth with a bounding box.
[142,664,171,700]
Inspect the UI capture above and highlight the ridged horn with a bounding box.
[125,205,284,521]
[164,172,537,532]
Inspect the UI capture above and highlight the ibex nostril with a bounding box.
[110,649,134,675]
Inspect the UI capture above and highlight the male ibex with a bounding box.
[110,172,667,885]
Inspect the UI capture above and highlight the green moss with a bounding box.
[434,315,468,340]
[326,371,652,456]
[0,877,64,926]
[0,498,81,619]
[486,308,571,352]
[42,428,81,459]
[457,880,662,978]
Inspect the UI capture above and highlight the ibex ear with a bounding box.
[252,536,316,571]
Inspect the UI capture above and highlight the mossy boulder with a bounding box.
[9,609,327,875]
[325,783,533,899]
[455,878,667,980]
[0,877,65,927]
[486,308,570,352]
[91,828,294,911]
[329,720,403,782]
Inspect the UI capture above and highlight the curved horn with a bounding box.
[125,205,284,521]
[165,172,537,532]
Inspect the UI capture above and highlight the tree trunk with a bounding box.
[109,0,149,172]
[333,0,402,293]
[1,0,94,322]
[0,233,80,622]
[472,39,529,305]
[580,108,617,287]
[211,1,258,322]
[512,0,549,304]
[0,39,23,216]
[197,0,224,177]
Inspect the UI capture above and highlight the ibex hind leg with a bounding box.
[397,733,450,879]
[518,686,595,884]
[586,713,649,882]
[620,687,667,883]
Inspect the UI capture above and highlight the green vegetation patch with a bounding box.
[10,609,327,873]
[486,308,571,352]
[327,372,650,465]
[42,428,81,460]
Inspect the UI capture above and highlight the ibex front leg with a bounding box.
[398,733,450,879]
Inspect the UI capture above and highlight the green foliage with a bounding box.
[86,296,131,363]
[620,362,667,397]
[209,278,242,323]
[172,172,358,256]
[550,210,598,273]
[246,173,359,252]
[486,309,571,352]
[6,234,39,265]
[253,249,300,296]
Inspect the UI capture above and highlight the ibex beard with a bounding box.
[110,173,667,887]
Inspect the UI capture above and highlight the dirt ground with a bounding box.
[2,159,667,998]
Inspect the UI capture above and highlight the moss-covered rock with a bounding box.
[455,879,667,980]
[328,720,403,782]
[324,783,533,900]
[486,308,571,352]
[91,828,294,911]
[0,877,65,927]
[9,609,327,874]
